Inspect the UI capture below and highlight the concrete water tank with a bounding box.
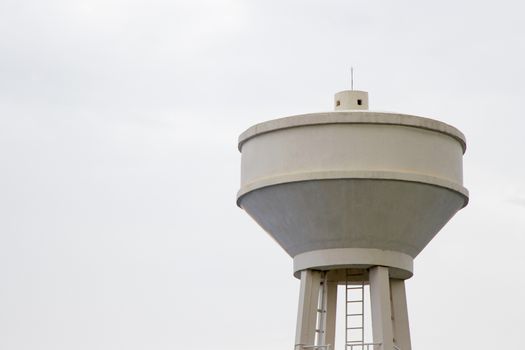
[237,89,468,350]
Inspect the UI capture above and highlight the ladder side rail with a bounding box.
[315,272,328,346]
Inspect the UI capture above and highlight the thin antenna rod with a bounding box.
[351,67,354,90]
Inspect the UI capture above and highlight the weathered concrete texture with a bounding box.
[240,179,465,258]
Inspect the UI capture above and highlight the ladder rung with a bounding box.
[346,341,364,344]
[346,313,363,316]
[346,286,364,290]
[347,327,363,330]
[347,300,363,303]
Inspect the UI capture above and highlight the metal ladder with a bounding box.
[315,272,328,347]
[345,269,365,350]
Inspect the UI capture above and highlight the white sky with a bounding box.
[1,1,525,349]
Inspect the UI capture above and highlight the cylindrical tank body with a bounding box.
[237,90,468,280]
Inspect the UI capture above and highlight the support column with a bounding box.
[369,266,394,350]
[390,279,411,350]
[295,269,322,349]
[324,281,338,349]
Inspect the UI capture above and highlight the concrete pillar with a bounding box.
[324,281,338,349]
[369,266,394,350]
[295,269,322,349]
[390,279,411,350]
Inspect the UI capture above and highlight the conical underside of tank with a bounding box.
[239,178,466,258]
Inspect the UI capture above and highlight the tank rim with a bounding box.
[238,111,466,153]
[236,171,469,207]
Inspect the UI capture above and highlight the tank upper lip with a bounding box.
[238,111,467,153]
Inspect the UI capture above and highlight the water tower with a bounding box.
[236,86,468,350]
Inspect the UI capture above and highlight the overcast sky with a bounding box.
[1,1,525,349]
